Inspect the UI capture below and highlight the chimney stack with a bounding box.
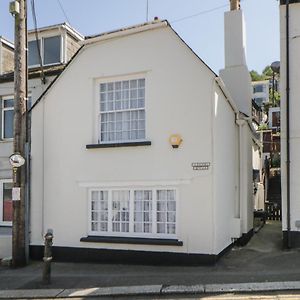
[230,0,240,11]
[219,0,252,116]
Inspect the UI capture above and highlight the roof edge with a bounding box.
[28,22,84,41]
[0,36,14,49]
[83,20,168,46]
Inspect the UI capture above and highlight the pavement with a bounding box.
[1,221,300,299]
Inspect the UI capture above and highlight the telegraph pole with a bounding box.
[10,0,28,267]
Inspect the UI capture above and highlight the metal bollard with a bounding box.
[42,229,53,284]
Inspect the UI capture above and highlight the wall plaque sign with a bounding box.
[192,162,210,170]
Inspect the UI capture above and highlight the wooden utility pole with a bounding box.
[12,0,27,267]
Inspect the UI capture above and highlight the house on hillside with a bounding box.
[252,80,270,107]
[0,23,84,258]
[29,3,258,265]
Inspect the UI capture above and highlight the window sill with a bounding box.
[86,141,151,149]
[80,236,183,246]
[0,139,13,143]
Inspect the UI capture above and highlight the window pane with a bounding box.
[90,190,108,232]
[134,190,152,234]
[112,191,130,233]
[3,182,13,222]
[156,190,176,235]
[43,36,61,65]
[3,99,14,108]
[4,110,14,139]
[28,40,41,66]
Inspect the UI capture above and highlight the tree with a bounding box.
[262,65,273,78]
[250,70,266,81]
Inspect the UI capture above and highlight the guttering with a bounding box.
[286,0,291,248]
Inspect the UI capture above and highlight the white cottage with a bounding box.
[30,6,256,265]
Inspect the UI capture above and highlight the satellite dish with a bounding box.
[271,61,280,73]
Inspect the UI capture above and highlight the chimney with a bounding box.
[219,0,252,116]
[230,0,240,11]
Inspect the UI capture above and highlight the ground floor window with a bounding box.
[89,188,177,238]
[0,179,13,226]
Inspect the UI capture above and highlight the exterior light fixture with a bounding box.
[9,153,25,168]
[169,134,183,148]
[9,1,20,16]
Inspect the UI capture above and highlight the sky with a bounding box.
[0,0,280,74]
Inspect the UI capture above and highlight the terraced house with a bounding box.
[29,3,259,264]
[0,23,84,258]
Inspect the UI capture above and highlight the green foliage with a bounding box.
[258,123,268,131]
[262,65,273,78]
[270,88,280,106]
[250,70,266,81]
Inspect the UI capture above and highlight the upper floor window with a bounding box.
[28,35,62,67]
[2,96,14,139]
[1,95,32,140]
[253,84,266,94]
[99,78,146,143]
[0,179,13,226]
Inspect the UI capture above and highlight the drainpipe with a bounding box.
[286,0,291,248]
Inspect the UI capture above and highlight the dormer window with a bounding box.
[28,35,62,67]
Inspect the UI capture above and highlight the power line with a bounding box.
[56,0,72,25]
[30,0,46,84]
[170,4,229,24]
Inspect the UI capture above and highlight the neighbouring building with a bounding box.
[0,23,84,258]
[269,107,280,130]
[29,3,258,265]
[252,80,269,108]
[280,0,300,247]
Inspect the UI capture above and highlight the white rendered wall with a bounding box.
[280,3,300,232]
[212,85,240,253]
[31,26,226,255]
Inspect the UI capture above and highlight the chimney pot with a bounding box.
[230,0,240,11]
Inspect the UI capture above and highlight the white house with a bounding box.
[0,23,83,259]
[280,0,300,248]
[29,4,257,265]
[252,80,270,108]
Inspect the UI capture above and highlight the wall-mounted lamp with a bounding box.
[169,134,183,149]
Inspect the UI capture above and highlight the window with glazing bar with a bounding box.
[99,78,146,143]
[89,188,177,238]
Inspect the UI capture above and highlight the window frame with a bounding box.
[28,34,63,68]
[1,95,14,140]
[0,179,13,226]
[88,187,178,239]
[95,74,147,145]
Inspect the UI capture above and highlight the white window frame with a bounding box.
[88,187,178,239]
[95,74,147,144]
[0,179,13,226]
[28,34,63,68]
[1,95,14,140]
